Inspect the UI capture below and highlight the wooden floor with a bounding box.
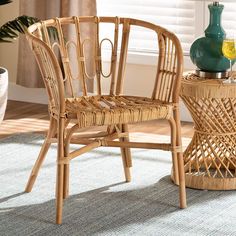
[0,100,194,139]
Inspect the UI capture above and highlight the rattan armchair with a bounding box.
[25,16,186,224]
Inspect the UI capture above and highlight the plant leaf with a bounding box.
[0,0,12,6]
[0,15,39,42]
[0,15,59,43]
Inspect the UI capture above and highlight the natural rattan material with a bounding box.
[181,73,236,190]
[25,16,186,224]
[65,96,172,128]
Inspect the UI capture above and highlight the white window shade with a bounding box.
[97,0,197,54]
[97,0,236,56]
[221,2,236,35]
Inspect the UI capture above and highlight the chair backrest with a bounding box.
[26,16,183,113]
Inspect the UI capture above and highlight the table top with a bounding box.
[181,72,236,99]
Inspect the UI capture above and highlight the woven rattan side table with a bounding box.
[181,73,236,190]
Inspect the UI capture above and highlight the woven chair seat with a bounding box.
[65,95,172,127]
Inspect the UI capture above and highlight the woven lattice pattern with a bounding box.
[181,73,236,190]
[65,96,172,127]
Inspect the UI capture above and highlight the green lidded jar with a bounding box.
[190,2,231,72]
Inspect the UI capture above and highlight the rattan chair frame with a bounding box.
[25,16,186,224]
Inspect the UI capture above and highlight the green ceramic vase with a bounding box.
[190,3,230,72]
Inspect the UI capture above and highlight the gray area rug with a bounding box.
[0,133,236,236]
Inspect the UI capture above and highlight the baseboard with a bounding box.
[8,82,193,122]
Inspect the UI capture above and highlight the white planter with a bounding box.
[0,67,8,124]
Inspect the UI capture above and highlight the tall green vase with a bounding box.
[190,2,230,72]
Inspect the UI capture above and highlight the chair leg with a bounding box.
[56,118,65,224]
[63,144,70,199]
[169,116,186,208]
[174,109,187,209]
[177,152,187,209]
[119,124,132,182]
[171,152,179,185]
[169,118,179,185]
[56,163,64,224]
[25,117,57,193]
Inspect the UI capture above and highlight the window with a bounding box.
[97,0,236,59]
[221,1,236,36]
